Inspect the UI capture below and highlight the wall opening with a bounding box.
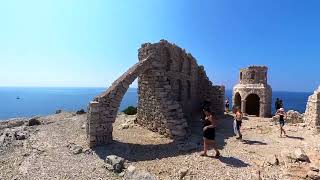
[245,94,260,116]
[234,92,241,111]
[251,71,255,80]
[240,72,243,81]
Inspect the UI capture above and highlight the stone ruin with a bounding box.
[233,66,272,117]
[304,86,320,133]
[86,40,225,147]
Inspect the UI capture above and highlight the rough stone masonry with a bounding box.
[233,66,272,117]
[86,40,225,147]
[304,86,320,133]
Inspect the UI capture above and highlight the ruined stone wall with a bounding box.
[197,66,225,116]
[87,40,225,147]
[304,87,320,133]
[240,66,268,84]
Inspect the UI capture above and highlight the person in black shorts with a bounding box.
[235,109,243,140]
[225,98,230,113]
[276,108,287,137]
[200,108,220,158]
[275,98,281,111]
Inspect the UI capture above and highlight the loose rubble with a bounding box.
[105,155,125,173]
[76,109,86,115]
[271,110,304,124]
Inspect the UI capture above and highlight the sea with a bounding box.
[0,87,312,120]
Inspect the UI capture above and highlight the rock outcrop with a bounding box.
[271,110,304,124]
[28,117,41,126]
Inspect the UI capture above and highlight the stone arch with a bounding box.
[234,92,242,111]
[245,94,260,116]
[87,55,189,147]
[86,57,154,147]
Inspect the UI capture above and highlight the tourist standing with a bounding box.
[279,100,284,109]
[201,108,220,158]
[276,108,287,137]
[225,98,230,113]
[275,98,281,111]
[234,109,243,140]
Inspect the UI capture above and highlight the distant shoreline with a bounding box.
[0,87,311,120]
[0,86,313,93]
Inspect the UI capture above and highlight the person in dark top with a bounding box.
[279,100,284,109]
[275,98,281,111]
[200,100,211,120]
[276,108,287,137]
[234,109,243,140]
[200,108,220,158]
[225,98,230,113]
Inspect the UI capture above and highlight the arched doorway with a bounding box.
[234,92,241,111]
[245,94,260,116]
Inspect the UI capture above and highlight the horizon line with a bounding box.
[0,86,313,93]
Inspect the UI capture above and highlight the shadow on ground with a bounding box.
[286,135,304,140]
[93,114,248,165]
[217,156,250,168]
[93,140,194,162]
[242,139,267,145]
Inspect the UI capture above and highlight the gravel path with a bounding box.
[0,112,319,180]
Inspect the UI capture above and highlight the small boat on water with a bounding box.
[16,96,20,100]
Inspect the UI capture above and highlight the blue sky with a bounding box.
[1,0,319,92]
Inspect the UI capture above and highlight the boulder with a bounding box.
[119,123,130,130]
[76,109,86,115]
[14,131,27,140]
[310,163,320,172]
[294,148,310,162]
[307,170,320,180]
[55,110,62,114]
[266,155,280,166]
[286,110,304,123]
[105,155,125,173]
[28,117,41,126]
[67,143,83,155]
[178,168,189,180]
[127,165,136,174]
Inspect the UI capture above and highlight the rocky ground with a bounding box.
[0,112,319,180]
